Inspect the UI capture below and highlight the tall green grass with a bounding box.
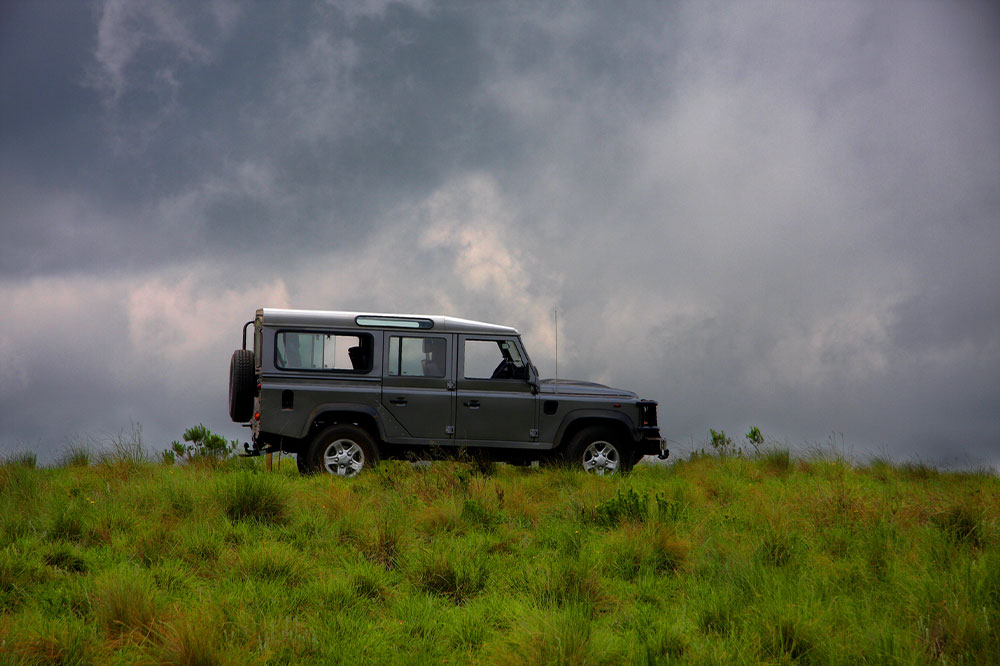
[0,453,996,664]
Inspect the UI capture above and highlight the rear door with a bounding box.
[380,333,455,441]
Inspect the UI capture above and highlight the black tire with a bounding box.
[564,426,634,475]
[229,349,255,422]
[302,424,379,477]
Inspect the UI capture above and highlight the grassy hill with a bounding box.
[1,450,998,665]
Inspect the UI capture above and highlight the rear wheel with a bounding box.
[564,426,634,475]
[302,425,379,477]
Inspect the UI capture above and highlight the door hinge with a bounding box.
[529,428,539,438]
[445,425,455,435]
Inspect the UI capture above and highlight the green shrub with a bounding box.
[587,487,648,526]
[709,428,734,455]
[654,492,688,523]
[168,423,237,462]
[217,470,288,525]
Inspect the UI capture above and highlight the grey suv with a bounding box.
[229,308,667,476]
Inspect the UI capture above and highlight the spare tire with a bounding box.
[229,349,255,422]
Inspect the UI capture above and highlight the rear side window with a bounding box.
[387,336,448,378]
[276,331,373,373]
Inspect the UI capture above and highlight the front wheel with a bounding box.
[302,425,379,477]
[564,426,633,475]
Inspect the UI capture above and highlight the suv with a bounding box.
[229,308,667,476]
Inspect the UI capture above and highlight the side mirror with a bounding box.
[528,364,540,394]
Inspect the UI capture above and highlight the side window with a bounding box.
[464,339,527,380]
[387,336,448,378]
[276,331,373,372]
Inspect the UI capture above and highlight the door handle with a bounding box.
[389,397,408,406]
[463,400,480,409]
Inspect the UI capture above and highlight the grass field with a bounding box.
[1,448,998,665]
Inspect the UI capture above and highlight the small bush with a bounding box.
[709,428,734,456]
[654,492,688,523]
[587,488,648,526]
[218,470,289,525]
[168,424,237,463]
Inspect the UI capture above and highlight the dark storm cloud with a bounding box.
[1,1,998,466]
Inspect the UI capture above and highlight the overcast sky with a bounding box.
[2,0,998,467]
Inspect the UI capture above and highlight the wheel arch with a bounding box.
[554,411,634,452]
[303,404,384,448]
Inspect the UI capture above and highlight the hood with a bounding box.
[538,378,637,399]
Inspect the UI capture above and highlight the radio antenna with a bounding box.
[553,307,558,388]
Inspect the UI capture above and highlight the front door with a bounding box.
[455,335,537,444]
[381,333,455,442]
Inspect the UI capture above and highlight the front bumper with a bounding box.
[636,429,669,460]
